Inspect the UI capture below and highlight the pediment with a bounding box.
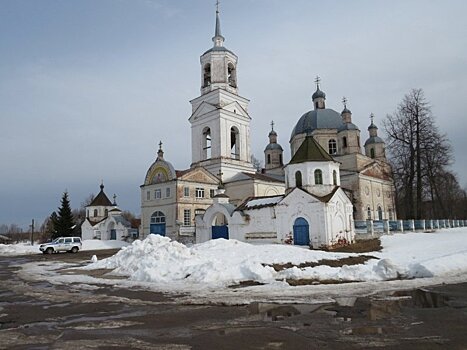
[189,102,218,122]
[222,101,250,119]
[361,162,392,181]
[179,167,219,184]
[279,187,321,206]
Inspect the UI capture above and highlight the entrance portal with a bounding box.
[293,217,310,246]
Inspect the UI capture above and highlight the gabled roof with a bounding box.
[88,185,113,207]
[241,172,284,183]
[289,136,334,164]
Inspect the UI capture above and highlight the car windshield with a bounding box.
[52,239,60,244]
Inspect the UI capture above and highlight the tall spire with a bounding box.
[212,0,225,47]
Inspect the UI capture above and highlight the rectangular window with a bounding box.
[183,209,191,226]
[155,189,161,199]
[146,191,150,200]
[210,189,215,198]
[184,187,190,197]
[195,187,204,198]
[166,187,170,198]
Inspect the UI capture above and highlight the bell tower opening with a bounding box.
[227,62,236,87]
[230,127,240,160]
[203,63,211,87]
[203,127,212,159]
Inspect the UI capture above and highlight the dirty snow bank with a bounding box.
[0,239,129,256]
[84,229,467,289]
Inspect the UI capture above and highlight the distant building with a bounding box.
[81,183,137,241]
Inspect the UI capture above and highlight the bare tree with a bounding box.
[251,155,263,172]
[384,88,455,219]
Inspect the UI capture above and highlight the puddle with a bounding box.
[249,302,332,321]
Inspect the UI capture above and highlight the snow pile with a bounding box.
[86,235,280,286]
[82,240,129,251]
[84,228,467,289]
[0,243,37,256]
[0,239,130,256]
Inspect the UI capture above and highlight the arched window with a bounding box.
[370,148,375,158]
[279,154,283,165]
[333,170,337,186]
[367,206,371,220]
[93,209,98,217]
[314,169,323,185]
[227,62,237,87]
[105,209,108,217]
[343,136,348,148]
[377,206,383,220]
[357,136,360,147]
[202,127,211,159]
[328,139,337,155]
[295,171,303,188]
[150,211,166,224]
[388,208,393,220]
[203,63,211,87]
[267,154,271,164]
[230,126,240,159]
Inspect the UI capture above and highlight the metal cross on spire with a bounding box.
[216,0,220,13]
[158,140,163,150]
[342,96,348,108]
[271,120,275,131]
[370,113,375,124]
[314,75,321,89]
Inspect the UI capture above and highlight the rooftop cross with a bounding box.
[216,0,219,13]
[271,120,275,131]
[314,75,321,89]
[370,113,375,124]
[342,96,348,108]
[158,140,163,150]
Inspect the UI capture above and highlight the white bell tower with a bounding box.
[189,2,255,180]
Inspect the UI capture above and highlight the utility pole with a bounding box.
[30,219,34,246]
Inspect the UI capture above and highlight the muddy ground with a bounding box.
[1,250,466,349]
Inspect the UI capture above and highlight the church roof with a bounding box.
[312,88,326,100]
[290,109,343,140]
[202,45,236,56]
[337,122,359,132]
[364,136,384,146]
[289,136,334,164]
[265,143,283,151]
[88,185,113,207]
[236,195,284,211]
[241,172,284,183]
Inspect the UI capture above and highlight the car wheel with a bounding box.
[46,247,54,254]
[71,246,78,253]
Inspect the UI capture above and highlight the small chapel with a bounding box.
[81,183,136,241]
[140,5,396,248]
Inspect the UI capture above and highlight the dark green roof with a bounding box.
[290,136,334,164]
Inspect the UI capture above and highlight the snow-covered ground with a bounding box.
[12,228,467,305]
[0,239,129,256]
[84,228,467,288]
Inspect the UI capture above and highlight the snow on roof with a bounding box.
[236,195,284,211]
[247,196,283,207]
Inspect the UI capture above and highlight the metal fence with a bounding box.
[353,219,466,236]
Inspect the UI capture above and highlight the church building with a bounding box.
[140,5,395,247]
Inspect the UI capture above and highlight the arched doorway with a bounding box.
[293,217,310,246]
[150,211,166,236]
[211,212,229,240]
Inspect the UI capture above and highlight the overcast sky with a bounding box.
[1,0,466,229]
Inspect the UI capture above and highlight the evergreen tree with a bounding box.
[52,191,75,238]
